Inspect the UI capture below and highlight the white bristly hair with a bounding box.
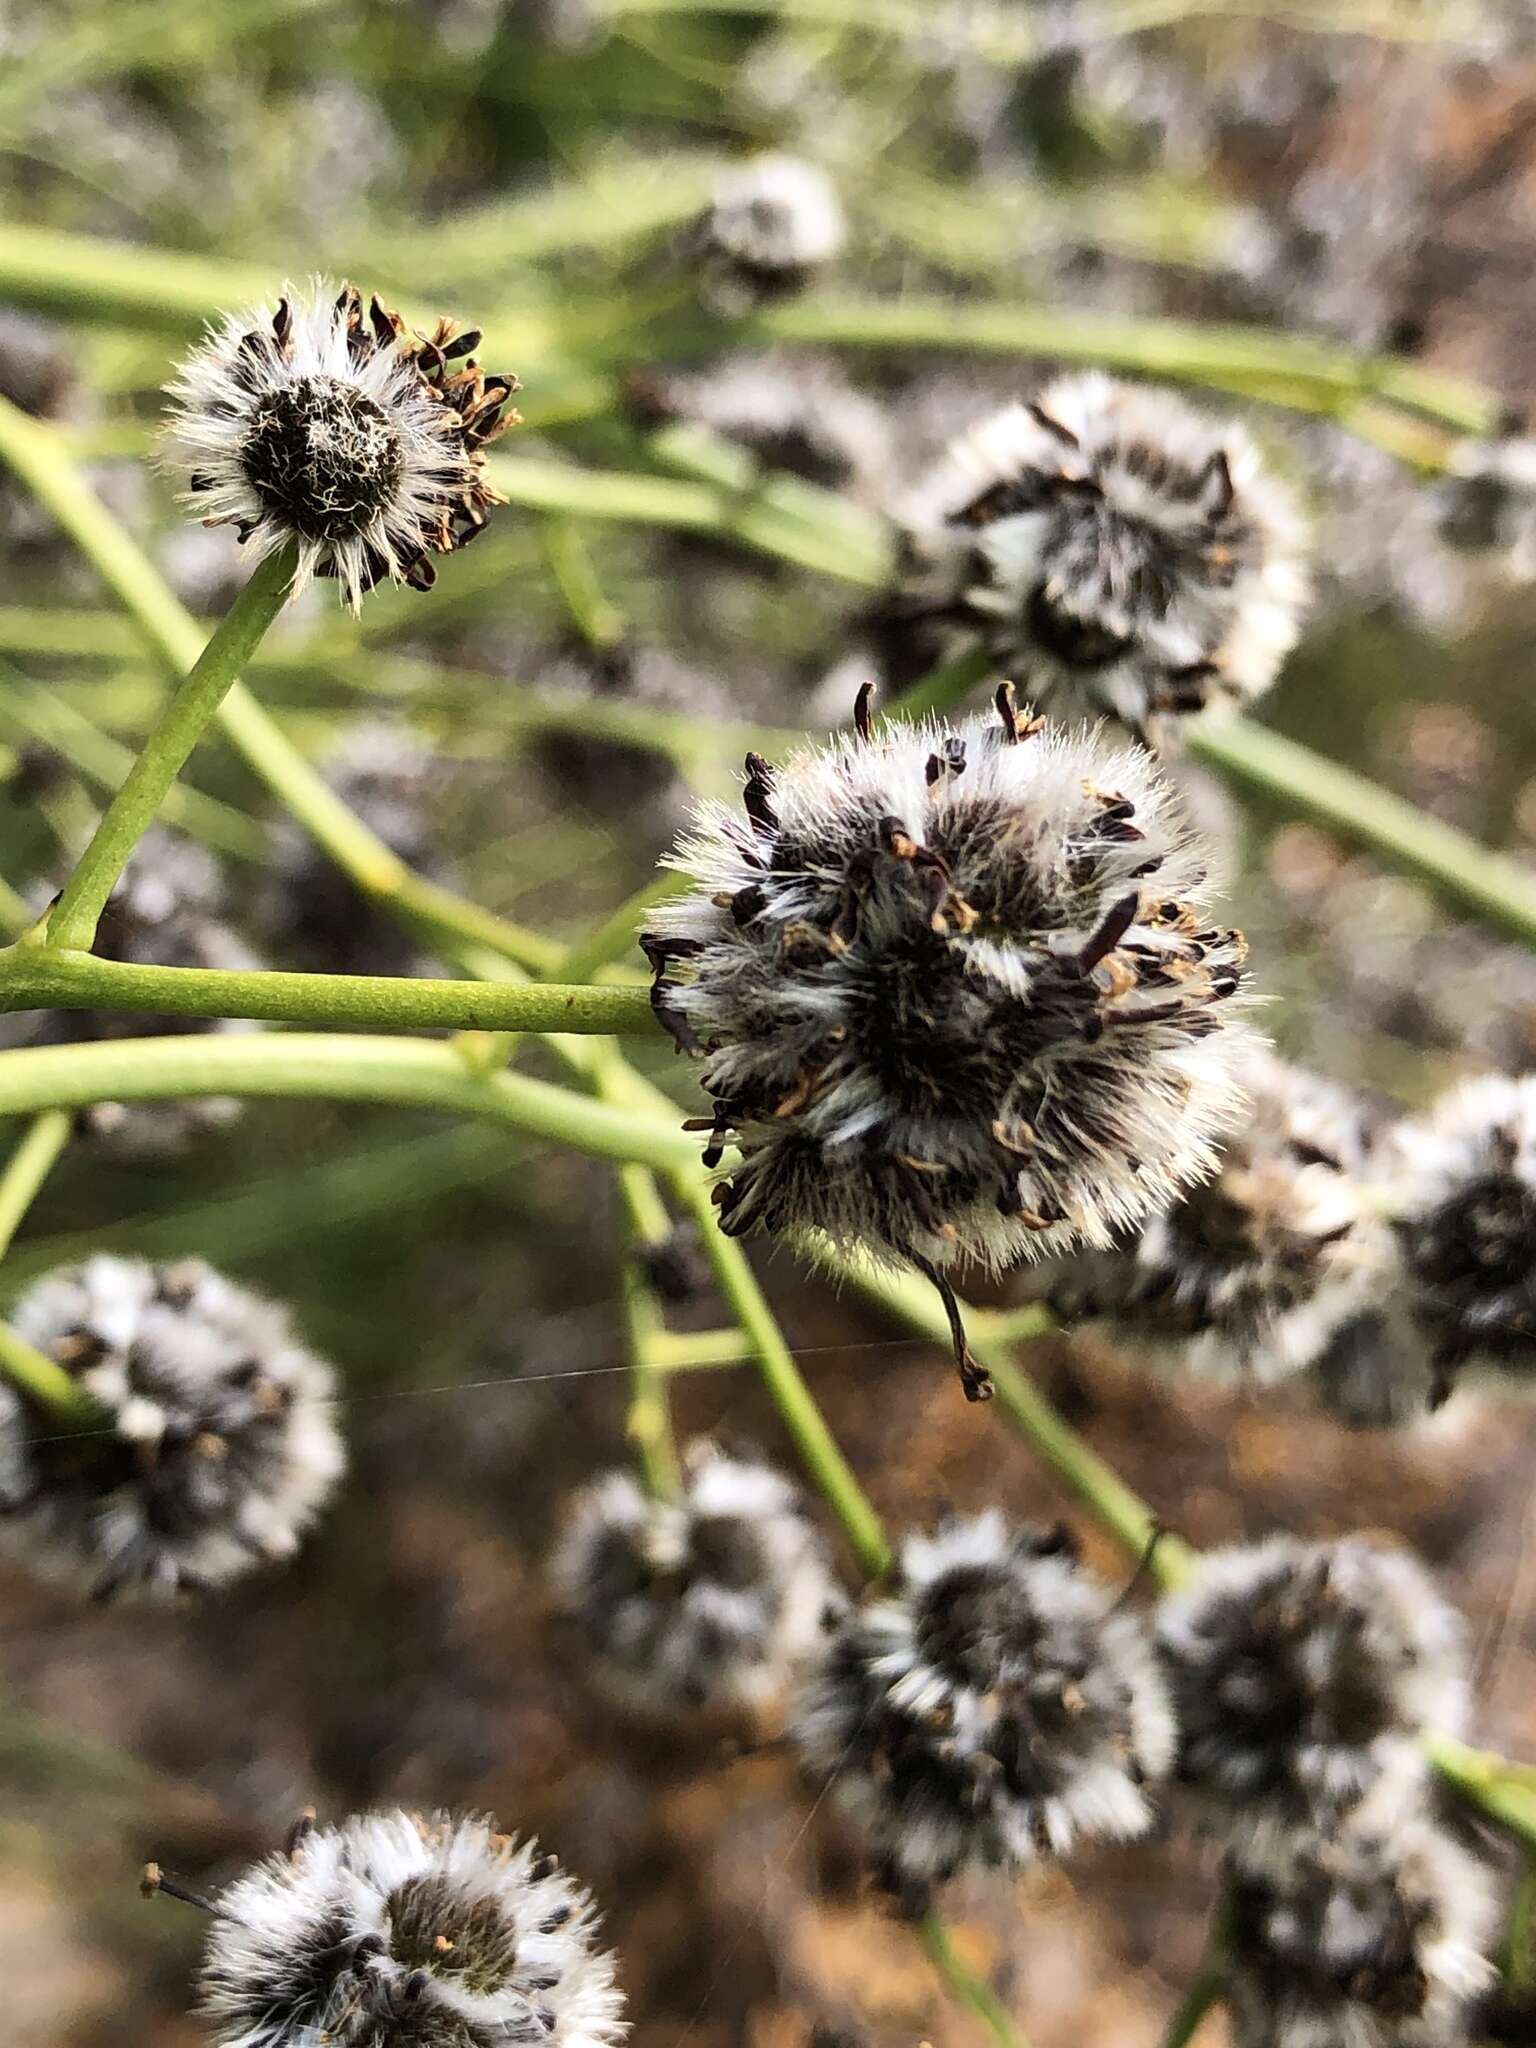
[644,699,1255,1312]
[1,1255,345,1602]
[1156,1535,1469,1869]
[162,279,513,611]
[792,1510,1175,1902]
[197,1809,626,2048]
[898,373,1310,732]
[551,1440,839,1717]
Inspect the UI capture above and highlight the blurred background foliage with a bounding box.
[6,1,1536,2042]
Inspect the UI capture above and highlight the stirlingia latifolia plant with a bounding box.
[8,81,1536,2041]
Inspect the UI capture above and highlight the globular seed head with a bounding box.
[698,155,846,308]
[793,1511,1175,1903]
[897,374,1310,735]
[644,701,1255,1281]
[552,1441,839,1718]
[194,1809,625,2048]
[162,279,519,612]
[1044,1049,1392,1387]
[1386,1074,1536,1386]
[0,1255,345,1602]
[1155,1535,1468,1859]
[1225,1805,1496,2048]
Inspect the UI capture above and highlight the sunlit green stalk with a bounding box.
[0,1111,72,1263]
[0,1318,100,1429]
[0,1033,699,1173]
[44,545,297,948]
[1190,716,1536,949]
[918,1913,1032,2048]
[0,945,657,1037]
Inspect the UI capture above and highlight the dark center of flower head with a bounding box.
[914,1562,1040,1688]
[243,375,403,543]
[386,1874,520,1997]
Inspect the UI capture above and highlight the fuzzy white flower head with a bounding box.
[162,279,518,611]
[701,155,846,305]
[898,373,1310,733]
[1044,1049,1392,1386]
[1386,1073,1536,1384]
[552,1441,839,1717]
[793,1511,1175,1905]
[0,1255,345,1601]
[1226,1805,1496,2048]
[195,1809,625,2048]
[1156,1536,1469,1864]
[644,691,1254,1392]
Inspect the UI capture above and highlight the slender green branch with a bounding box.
[1159,1906,1229,2048]
[0,1033,700,1173]
[673,1183,892,1578]
[614,1162,684,1500]
[1190,716,1536,949]
[1424,1735,1536,1850]
[0,945,658,1038]
[541,517,627,652]
[751,297,1495,436]
[0,1318,101,1429]
[919,1912,1032,2048]
[654,1328,755,1371]
[0,1111,72,1263]
[1509,1854,1536,1997]
[44,546,297,949]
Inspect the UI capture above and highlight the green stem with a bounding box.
[919,1912,1032,2048]
[0,1111,72,1263]
[1160,1904,1229,2048]
[0,1318,101,1429]
[675,1184,892,1578]
[654,1328,755,1371]
[1508,1854,1536,1996]
[1190,716,1536,949]
[1424,1734,1536,1851]
[751,297,1495,435]
[44,547,297,949]
[0,945,658,1038]
[614,1162,684,1500]
[0,1033,700,1174]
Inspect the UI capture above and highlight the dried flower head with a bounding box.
[0,1255,345,1601]
[643,690,1253,1394]
[163,279,519,610]
[1044,1050,1389,1386]
[1387,1074,1536,1384]
[699,155,846,308]
[190,1809,624,2048]
[1226,1808,1496,2048]
[793,1511,1175,1904]
[552,1442,838,1716]
[258,722,455,978]
[898,374,1309,734]
[1156,1536,1468,1857]
[0,827,261,1151]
